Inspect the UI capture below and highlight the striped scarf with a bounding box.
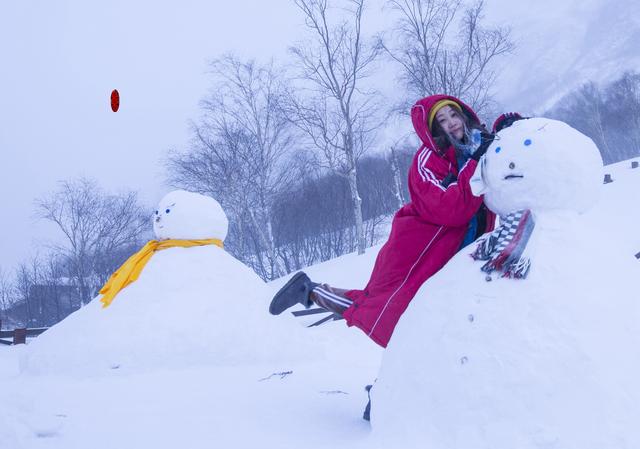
[471,209,535,279]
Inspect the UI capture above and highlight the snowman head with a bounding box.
[153,190,228,241]
[471,118,603,217]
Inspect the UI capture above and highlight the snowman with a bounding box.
[371,119,640,449]
[23,190,317,376]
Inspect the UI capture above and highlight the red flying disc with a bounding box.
[111,89,120,112]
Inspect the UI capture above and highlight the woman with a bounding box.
[270,95,497,348]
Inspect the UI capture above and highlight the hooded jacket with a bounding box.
[342,95,496,347]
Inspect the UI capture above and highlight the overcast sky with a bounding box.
[1,0,638,271]
[1,0,303,270]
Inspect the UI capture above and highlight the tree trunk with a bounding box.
[248,208,286,279]
[390,146,405,208]
[347,169,366,255]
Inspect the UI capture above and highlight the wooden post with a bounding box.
[632,161,639,169]
[13,328,27,345]
[603,174,613,184]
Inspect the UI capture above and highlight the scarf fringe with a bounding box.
[471,234,495,261]
[501,257,531,279]
[471,209,534,280]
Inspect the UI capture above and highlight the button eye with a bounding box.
[165,209,171,214]
[524,139,532,146]
[495,146,502,153]
[509,162,516,169]
[154,210,158,215]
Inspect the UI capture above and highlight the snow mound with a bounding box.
[22,192,321,376]
[373,120,640,448]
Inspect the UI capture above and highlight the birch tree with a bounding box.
[286,0,382,255]
[389,144,407,208]
[381,0,513,115]
[167,56,294,279]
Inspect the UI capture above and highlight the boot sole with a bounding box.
[269,272,310,315]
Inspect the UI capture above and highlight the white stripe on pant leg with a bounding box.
[314,287,352,307]
[315,286,353,306]
[368,226,444,339]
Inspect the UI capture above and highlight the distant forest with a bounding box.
[547,71,640,165]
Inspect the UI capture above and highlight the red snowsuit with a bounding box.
[342,95,496,347]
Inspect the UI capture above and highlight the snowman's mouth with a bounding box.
[504,174,524,180]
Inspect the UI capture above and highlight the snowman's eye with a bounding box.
[495,146,502,153]
[154,210,159,215]
[165,208,171,214]
[524,139,532,146]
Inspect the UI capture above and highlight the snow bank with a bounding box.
[373,119,640,448]
[22,191,324,376]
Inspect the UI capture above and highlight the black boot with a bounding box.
[269,272,318,315]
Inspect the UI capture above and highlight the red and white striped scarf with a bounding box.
[471,209,535,279]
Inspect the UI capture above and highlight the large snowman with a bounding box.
[23,190,316,376]
[371,119,640,448]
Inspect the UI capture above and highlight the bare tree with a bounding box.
[14,257,44,327]
[167,56,294,279]
[285,0,383,255]
[551,82,612,158]
[36,179,100,304]
[604,72,640,157]
[0,267,15,327]
[39,254,65,324]
[547,72,640,164]
[36,178,149,304]
[387,133,415,208]
[93,192,150,285]
[381,0,513,115]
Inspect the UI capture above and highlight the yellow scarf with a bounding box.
[99,238,224,308]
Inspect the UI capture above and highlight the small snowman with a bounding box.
[23,190,316,376]
[98,189,229,309]
[371,119,640,448]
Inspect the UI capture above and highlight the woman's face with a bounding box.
[435,106,465,140]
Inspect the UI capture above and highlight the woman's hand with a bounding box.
[493,112,525,133]
[471,132,495,161]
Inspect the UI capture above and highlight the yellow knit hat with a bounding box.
[428,99,463,131]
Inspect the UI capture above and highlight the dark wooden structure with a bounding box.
[0,326,48,345]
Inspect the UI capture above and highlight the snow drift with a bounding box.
[372,119,640,448]
[22,191,321,376]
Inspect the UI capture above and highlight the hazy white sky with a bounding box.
[0,0,302,269]
[1,0,638,271]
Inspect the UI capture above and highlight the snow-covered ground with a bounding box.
[1,155,639,449]
[0,252,383,449]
